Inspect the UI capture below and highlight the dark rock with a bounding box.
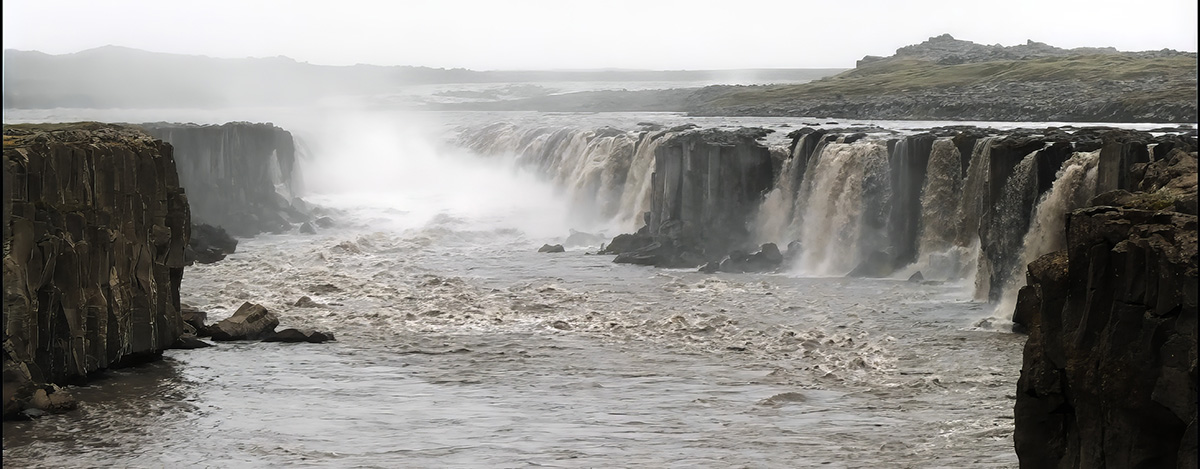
[1014,207,1197,467]
[550,320,572,331]
[307,283,341,294]
[538,244,565,253]
[599,232,655,254]
[185,223,238,265]
[293,296,324,308]
[2,124,189,420]
[141,123,307,237]
[179,304,209,334]
[564,229,606,247]
[699,261,721,273]
[314,216,335,228]
[299,222,316,234]
[847,250,893,278]
[170,335,214,349]
[208,302,280,341]
[611,128,774,269]
[262,328,335,344]
[907,271,924,282]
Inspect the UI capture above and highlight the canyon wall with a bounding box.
[3,123,189,418]
[141,122,307,237]
[1012,148,1197,468]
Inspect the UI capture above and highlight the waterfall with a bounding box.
[992,150,1101,320]
[457,124,660,231]
[977,149,1040,301]
[792,141,890,276]
[905,138,968,280]
[753,132,825,244]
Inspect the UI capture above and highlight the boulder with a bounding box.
[208,302,280,341]
[185,223,238,265]
[538,244,565,253]
[564,229,606,247]
[180,304,209,333]
[262,328,335,344]
[293,296,324,308]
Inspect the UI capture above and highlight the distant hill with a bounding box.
[1,46,841,109]
[684,34,1198,123]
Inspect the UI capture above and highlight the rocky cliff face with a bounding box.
[608,128,774,267]
[1013,149,1198,467]
[3,123,189,418]
[141,122,308,237]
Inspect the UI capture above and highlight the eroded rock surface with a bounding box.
[3,123,189,418]
[1014,207,1197,467]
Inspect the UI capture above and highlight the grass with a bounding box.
[701,54,1198,106]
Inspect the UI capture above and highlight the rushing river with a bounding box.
[2,107,1175,467]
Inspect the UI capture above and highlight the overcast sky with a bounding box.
[4,0,1197,70]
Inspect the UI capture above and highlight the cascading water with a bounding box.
[991,150,1101,320]
[977,149,1040,301]
[903,138,975,280]
[792,141,890,276]
[457,124,679,232]
[754,132,826,244]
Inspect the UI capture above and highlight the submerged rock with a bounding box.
[263,328,335,344]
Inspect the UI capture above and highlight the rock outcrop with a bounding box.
[610,128,774,268]
[1013,147,1198,467]
[140,122,310,237]
[3,123,189,418]
[207,302,280,341]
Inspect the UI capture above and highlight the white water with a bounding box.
[792,141,890,276]
[990,151,1101,320]
[7,107,1174,467]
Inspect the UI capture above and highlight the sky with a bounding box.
[3,0,1198,70]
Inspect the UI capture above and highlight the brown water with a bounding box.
[2,109,1033,467]
[4,216,1023,468]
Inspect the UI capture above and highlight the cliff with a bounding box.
[605,128,774,267]
[140,122,308,237]
[2,123,189,418]
[1013,148,1198,467]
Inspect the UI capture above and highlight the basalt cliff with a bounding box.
[2,123,190,418]
[1012,148,1197,467]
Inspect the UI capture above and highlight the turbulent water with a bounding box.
[1,108,1175,467]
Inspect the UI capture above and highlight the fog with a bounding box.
[4,0,1196,71]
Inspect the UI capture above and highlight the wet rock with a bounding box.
[2,124,189,420]
[141,123,307,237]
[699,261,721,273]
[610,129,774,269]
[847,251,894,278]
[1014,206,1197,467]
[599,232,655,254]
[564,229,606,247]
[180,304,209,334]
[550,320,572,331]
[185,223,237,265]
[170,335,214,349]
[307,283,341,294]
[208,302,280,341]
[293,296,324,308]
[907,271,924,282]
[538,243,565,253]
[262,328,335,344]
[314,216,335,228]
[299,222,316,234]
